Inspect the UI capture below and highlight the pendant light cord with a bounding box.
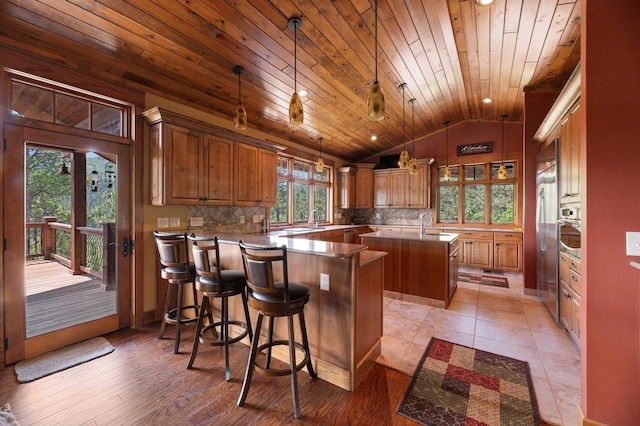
[374,0,378,82]
[294,22,298,92]
[411,99,415,155]
[501,114,507,164]
[401,84,406,152]
[444,120,450,166]
[238,71,242,103]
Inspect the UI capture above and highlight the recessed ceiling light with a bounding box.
[370,135,378,141]
[482,97,493,104]
[298,89,309,97]
[475,0,495,6]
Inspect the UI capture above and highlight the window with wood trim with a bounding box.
[270,156,333,227]
[437,161,516,225]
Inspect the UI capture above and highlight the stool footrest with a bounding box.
[199,321,250,346]
[164,305,199,325]
[253,340,310,377]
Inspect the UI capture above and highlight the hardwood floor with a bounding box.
[0,323,416,425]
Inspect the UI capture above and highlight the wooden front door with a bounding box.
[3,125,131,364]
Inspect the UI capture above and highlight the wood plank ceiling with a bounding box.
[0,0,580,163]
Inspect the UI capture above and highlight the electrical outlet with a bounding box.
[190,217,203,227]
[253,215,261,223]
[169,217,180,228]
[157,217,169,228]
[240,215,245,224]
[626,232,640,256]
[320,273,330,291]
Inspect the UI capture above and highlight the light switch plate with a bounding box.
[190,217,203,227]
[157,217,169,228]
[626,232,640,256]
[320,273,330,291]
[169,217,180,228]
[253,215,261,223]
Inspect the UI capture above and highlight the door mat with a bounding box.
[14,337,114,383]
[397,337,541,425]
[458,271,508,288]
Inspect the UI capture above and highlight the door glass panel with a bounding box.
[25,146,117,338]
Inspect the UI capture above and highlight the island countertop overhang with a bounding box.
[359,230,459,243]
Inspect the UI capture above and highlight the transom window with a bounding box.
[437,161,516,225]
[9,76,130,138]
[270,156,332,227]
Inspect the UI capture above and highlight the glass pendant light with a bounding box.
[443,120,451,180]
[397,83,410,169]
[316,137,324,172]
[288,18,304,125]
[367,0,385,121]
[498,114,508,179]
[232,65,247,130]
[408,98,419,175]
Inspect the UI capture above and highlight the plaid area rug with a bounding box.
[397,338,541,425]
[458,271,508,288]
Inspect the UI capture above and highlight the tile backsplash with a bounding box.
[186,205,266,233]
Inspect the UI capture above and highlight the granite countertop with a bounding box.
[360,230,459,243]
[266,224,368,237]
[191,231,368,259]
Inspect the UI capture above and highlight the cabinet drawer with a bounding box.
[568,269,581,294]
[458,231,493,240]
[494,232,523,242]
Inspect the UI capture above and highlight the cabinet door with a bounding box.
[338,169,357,208]
[560,102,581,203]
[373,172,390,207]
[258,148,277,205]
[389,171,407,207]
[560,281,571,332]
[493,241,521,271]
[356,167,373,208]
[234,143,258,205]
[407,163,427,208]
[569,288,581,341]
[568,103,581,201]
[202,134,233,205]
[466,240,493,269]
[164,124,201,204]
[448,247,459,303]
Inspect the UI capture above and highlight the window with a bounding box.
[437,161,516,225]
[10,78,129,138]
[270,156,332,226]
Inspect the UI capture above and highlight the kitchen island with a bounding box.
[360,231,459,308]
[185,232,385,391]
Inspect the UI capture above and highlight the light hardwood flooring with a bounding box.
[377,269,580,426]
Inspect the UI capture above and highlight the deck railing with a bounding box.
[26,216,116,288]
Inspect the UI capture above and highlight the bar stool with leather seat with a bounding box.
[153,231,199,354]
[237,241,317,419]
[187,235,253,381]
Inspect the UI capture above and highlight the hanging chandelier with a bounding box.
[367,0,385,121]
[288,17,304,125]
[232,65,247,130]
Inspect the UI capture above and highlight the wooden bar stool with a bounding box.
[187,235,253,381]
[237,241,317,419]
[153,231,199,354]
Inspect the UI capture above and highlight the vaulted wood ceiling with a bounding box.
[1,0,580,163]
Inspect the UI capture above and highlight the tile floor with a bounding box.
[376,269,581,426]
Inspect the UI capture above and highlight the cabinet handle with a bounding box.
[564,293,571,299]
[571,275,578,282]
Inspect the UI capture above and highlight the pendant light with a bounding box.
[408,98,418,175]
[443,121,451,180]
[57,161,70,175]
[498,114,508,179]
[288,17,304,125]
[316,137,324,172]
[367,0,385,121]
[232,65,247,130]
[397,83,409,169]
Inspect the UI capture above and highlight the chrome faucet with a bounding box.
[420,212,433,235]
[309,209,319,228]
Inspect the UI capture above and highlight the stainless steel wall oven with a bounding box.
[559,206,581,259]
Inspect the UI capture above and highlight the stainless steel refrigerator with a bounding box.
[536,140,559,322]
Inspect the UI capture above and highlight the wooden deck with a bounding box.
[25,261,116,337]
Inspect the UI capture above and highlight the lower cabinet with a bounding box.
[459,231,493,269]
[559,252,581,344]
[493,232,523,271]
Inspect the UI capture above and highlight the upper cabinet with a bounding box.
[560,102,581,204]
[234,143,277,206]
[143,107,283,207]
[372,160,431,208]
[339,164,374,209]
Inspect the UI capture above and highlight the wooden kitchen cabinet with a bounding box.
[234,142,277,206]
[559,252,581,344]
[373,160,430,208]
[146,121,233,206]
[560,101,581,204]
[493,232,523,271]
[338,164,374,209]
[458,231,493,269]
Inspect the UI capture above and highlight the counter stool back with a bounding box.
[187,235,253,381]
[153,231,199,354]
[237,241,317,419]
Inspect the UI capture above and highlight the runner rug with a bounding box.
[397,338,541,426]
[458,271,508,288]
[14,337,114,383]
